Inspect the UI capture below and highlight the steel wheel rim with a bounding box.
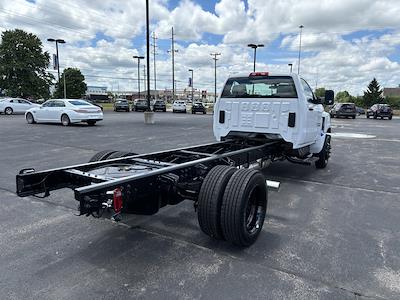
[245,187,263,234]
[5,108,12,114]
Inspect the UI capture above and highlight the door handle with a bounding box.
[308,108,314,111]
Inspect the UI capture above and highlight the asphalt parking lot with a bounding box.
[0,112,399,299]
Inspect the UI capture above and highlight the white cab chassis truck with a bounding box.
[214,72,334,168]
[16,72,334,247]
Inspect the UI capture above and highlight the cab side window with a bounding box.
[300,79,315,102]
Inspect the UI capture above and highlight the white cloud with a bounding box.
[0,0,400,96]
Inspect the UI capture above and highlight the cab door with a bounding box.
[301,79,321,144]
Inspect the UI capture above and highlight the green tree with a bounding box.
[315,87,326,98]
[54,68,87,98]
[363,78,383,107]
[335,91,351,103]
[0,29,54,98]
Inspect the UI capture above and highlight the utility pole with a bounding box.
[167,27,178,101]
[63,71,67,98]
[210,53,221,103]
[143,64,147,92]
[145,0,151,111]
[133,55,144,99]
[151,32,158,97]
[298,25,304,74]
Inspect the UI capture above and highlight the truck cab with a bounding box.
[213,72,334,159]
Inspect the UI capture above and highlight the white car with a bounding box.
[172,100,187,113]
[0,98,39,115]
[25,99,103,126]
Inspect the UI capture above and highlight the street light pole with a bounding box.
[47,38,66,96]
[188,69,194,103]
[247,44,264,72]
[210,53,221,103]
[298,25,304,74]
[133,55,144,99]
[288,63,293,73]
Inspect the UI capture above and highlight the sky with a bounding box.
[1,0,400,96]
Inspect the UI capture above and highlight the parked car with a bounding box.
[86,100,104,111]
[172,100,187,113]
[191,102,206,114]
[114,99,130,112]
[153,100,166,112]
[0,98,39,115]
[356,106,365,115]
[134,99,152,112]
[366,104,393,120]
[329,103,357,119]
[25,99,103,126]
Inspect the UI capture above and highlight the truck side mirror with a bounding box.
[324,90,334,105]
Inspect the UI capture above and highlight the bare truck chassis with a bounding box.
[17,139,285,246]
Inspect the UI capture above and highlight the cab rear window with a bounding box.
[221,76,297,98]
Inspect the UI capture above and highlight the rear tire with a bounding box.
[220,169,267,247]
[352,115,356,119]
[89,150,118,162]
[367,114,370,118]
[373,113,377,119]
[197,165,237,240]
[389,115,392,120]
[26,112,36,124]
[5,107,13,115]
[315,135,331,169]
[87,120,96,126]
[61,114,70,126]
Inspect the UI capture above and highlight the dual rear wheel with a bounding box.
[197,165,267,247]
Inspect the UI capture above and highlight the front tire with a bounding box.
[221,169,267,247]
[61,114,70,126]
[89,150,118,162]
[197,166,237,240]
[315,135,331,169]
[352,115,356,119]
[5,107,13,115]
[87,120,96,126]
[26,112,36,124]
[389,115,392,120]
[107,151,137,159]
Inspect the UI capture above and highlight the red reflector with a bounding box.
[249,72,269,76]
[113,188,123,213]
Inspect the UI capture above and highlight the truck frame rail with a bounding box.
[17,139,281,217]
